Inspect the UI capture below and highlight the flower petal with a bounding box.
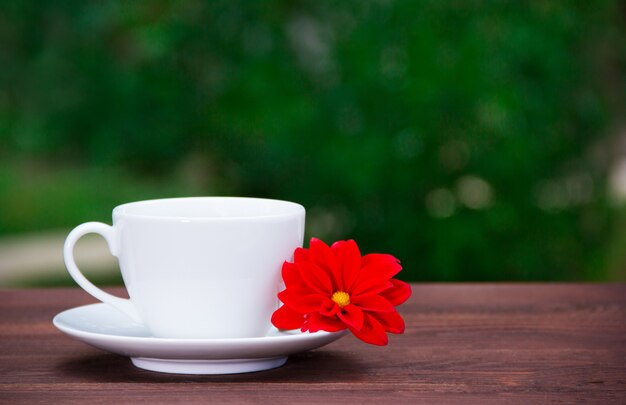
[371,310,405,334]
[278,289,324,313]
[309,238,340,286]
[282,262,303,289]
[319,297,340,316]
[337,304,364,330]
[352,294,395,312]
[380,279,412,306]
[331,240,361,292]
[293,247,310,264]
[360,253,402,279]
[350,254,401,298]
[351,279,394,298]
[349,313,388,346]
[271,305,305,330]
[298,261,334,295]
[306,312,347,332]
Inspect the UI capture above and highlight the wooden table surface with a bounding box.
[0,284,624,404]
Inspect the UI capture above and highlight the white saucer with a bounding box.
[53,303,347,375]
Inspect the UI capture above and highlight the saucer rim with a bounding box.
[53,303,346,344]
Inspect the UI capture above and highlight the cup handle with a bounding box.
[63,222,142,323]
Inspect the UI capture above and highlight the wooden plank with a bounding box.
[0,285,624,404]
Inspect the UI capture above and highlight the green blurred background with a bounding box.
[1,1,625,286]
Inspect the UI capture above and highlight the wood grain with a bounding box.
[0,284,624,404]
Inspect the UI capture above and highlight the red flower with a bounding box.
[271,238,412,345]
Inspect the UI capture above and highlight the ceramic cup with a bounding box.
[63,197,305,339]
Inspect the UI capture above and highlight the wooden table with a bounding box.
[1,284,624,404]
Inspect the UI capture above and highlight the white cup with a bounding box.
[63,197,305,339]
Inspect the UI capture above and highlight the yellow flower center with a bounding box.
[331,291,351,308]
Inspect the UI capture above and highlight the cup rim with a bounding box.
[112,196,305,221]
